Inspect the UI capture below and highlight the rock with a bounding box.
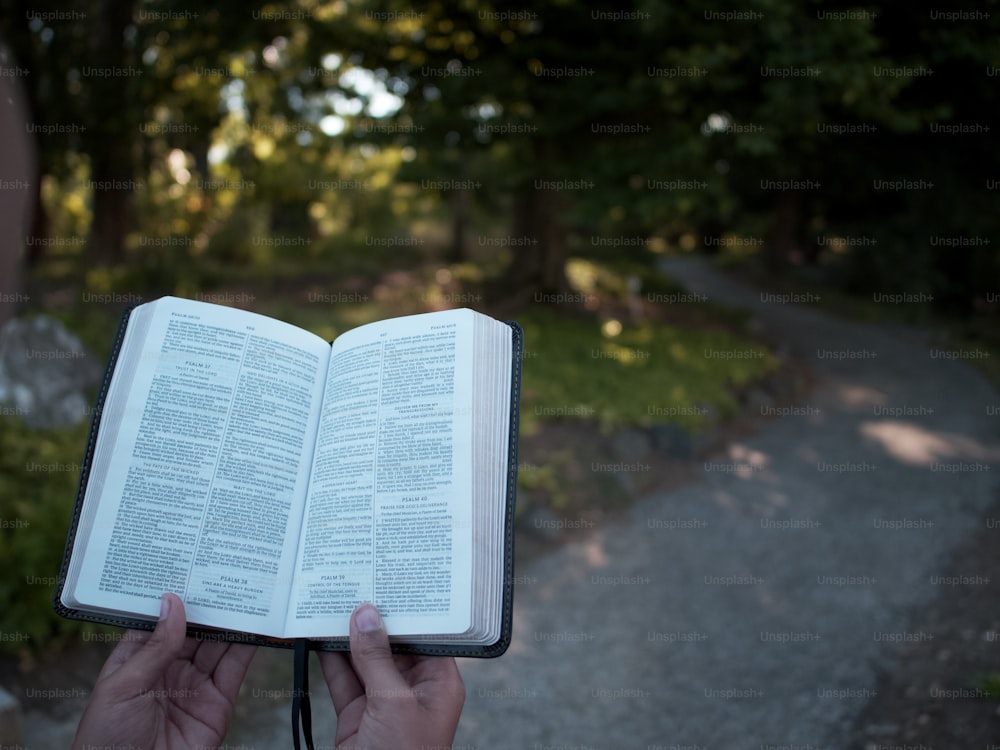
[611,428,650,462]
[614,469,637,494]
[0,686,21,748]
[769,370,806,402]
[744,387,774,415]
[650,422,693,459]
[0,315,102,428]
[691,428,720,458]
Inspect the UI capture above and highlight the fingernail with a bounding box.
[356,603,382,632]
[159,593,171,621]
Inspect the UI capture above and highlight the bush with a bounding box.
[0,418,98,654]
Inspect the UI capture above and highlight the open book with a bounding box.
[55,296,521,657]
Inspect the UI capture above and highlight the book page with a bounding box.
[67,297,328,636]
[285,309,475,638]
[403,313,513,646]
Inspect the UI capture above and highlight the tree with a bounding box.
[324,0,679,296]
[4,0,995,315]
[0,49,33,327]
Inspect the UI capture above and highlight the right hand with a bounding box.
[319,603,466,750]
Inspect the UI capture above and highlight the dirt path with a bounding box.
[448,257,1000,749]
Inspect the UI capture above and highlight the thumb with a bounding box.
[348,603,407,702]
[72,593,188,746]
[121,592,187,682]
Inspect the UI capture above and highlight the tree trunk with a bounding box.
[539,188,569,293]
[505,185,570,298]
[767,190,800,269]
[447,187,467,263]
[0,67,34,328]
[88,0,138,265]
[90,183,133,264]
[27,180,48,266]
[509,190,539,290]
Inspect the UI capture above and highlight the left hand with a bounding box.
[73,592,257,750]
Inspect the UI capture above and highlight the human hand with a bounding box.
[72,592,257,750]
[319,603,466,750]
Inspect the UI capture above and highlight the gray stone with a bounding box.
[0,686,21,747]
[690,427,720,457]
[768,370,804,402]
[649,422,694,459]
[611,427,649,462]
[614,468,637,493]
[0,315,102,428]
[744,386,774,415]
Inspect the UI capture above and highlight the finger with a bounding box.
[98,628,154,678]
[113,592,187,686]
[431,659,466,716]
[407,655,466,715]
[189,632,254,679]
[347,603,409,702]
[201,642,258,703]
[318,649,363,715]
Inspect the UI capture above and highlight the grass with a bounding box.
[974,672,1000,700]
[517,306,777,435]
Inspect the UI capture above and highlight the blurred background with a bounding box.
[0,0,999,747]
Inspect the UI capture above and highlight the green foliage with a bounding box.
[3,0,996,309]
[516,460,570,513]
[518,306,777,434]
[0,418,94,654]
[973,672,1000,700]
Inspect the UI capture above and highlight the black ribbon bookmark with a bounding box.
[292,638,315,750]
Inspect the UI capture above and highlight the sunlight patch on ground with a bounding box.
[725,442,771,479]
[583,537,610,569]
[859,420,1000,467]
[832,383,888,409]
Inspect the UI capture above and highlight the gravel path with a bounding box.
[449,257,1000,749]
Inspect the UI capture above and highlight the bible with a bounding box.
[55,296,522,657]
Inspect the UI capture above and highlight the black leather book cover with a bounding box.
[54,303,522,658]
